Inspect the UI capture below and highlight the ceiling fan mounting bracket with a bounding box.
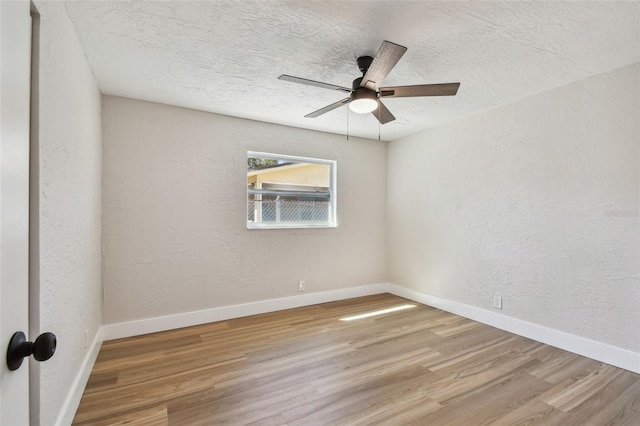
[357,56,373,74]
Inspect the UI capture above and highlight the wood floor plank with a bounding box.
[526,350,601,384]
[425,353,541,405]
[418,371,553,425]
[542,363,625,410]
[284,367,440,425]
[90,405,169,426]
[488,399,576,426]
[73,294,640,425]
[561,371,640,424]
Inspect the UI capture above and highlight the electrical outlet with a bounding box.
[298,281,305,292]
[492,295,502,309]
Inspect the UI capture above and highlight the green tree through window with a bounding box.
[247,158,278,170]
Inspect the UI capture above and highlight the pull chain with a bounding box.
[378,103,381,141]
[378,104,381,142]
[346,106,350,141]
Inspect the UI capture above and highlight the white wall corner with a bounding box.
[386,284,640,374]
[55,327,104,426]
[102,283,390,341]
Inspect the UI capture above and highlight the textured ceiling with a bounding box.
[63,1,639,141]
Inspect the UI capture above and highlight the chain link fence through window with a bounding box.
[248,196,329,223]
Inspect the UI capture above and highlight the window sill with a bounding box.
[247,222,337,230]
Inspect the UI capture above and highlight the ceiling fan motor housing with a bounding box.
[357,56,374,74]
[351,87,377,101]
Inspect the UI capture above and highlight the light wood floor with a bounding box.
[74,294,640,425]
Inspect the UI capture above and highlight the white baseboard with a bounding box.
[102,283,388,341]
[386,284,640,374]
[55,327,104,426]
[95,281,638,380]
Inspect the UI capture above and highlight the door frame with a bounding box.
[0,0,33,424]
[29,3,42,424]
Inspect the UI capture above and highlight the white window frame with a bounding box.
[247,151,337,230]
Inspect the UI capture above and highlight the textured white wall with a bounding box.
[33,2,103,424]
[388,63,640,353]
[102,96,387,324]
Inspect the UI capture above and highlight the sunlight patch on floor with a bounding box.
[339,304,416,321]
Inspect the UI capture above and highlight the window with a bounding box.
[247,152,337,229]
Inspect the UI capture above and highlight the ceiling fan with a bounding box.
[278,40,460,125]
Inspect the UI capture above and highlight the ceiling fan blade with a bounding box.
[360,41,407,90]
[371,100,395,124]
[305,98,351,118]
[278,75,351,93]
[380,82,460,98]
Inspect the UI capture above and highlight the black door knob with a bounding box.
[6,331,57,371]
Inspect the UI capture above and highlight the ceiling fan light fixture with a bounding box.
[349,89,378,114]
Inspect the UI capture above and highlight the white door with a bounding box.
[0,0,32,424]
